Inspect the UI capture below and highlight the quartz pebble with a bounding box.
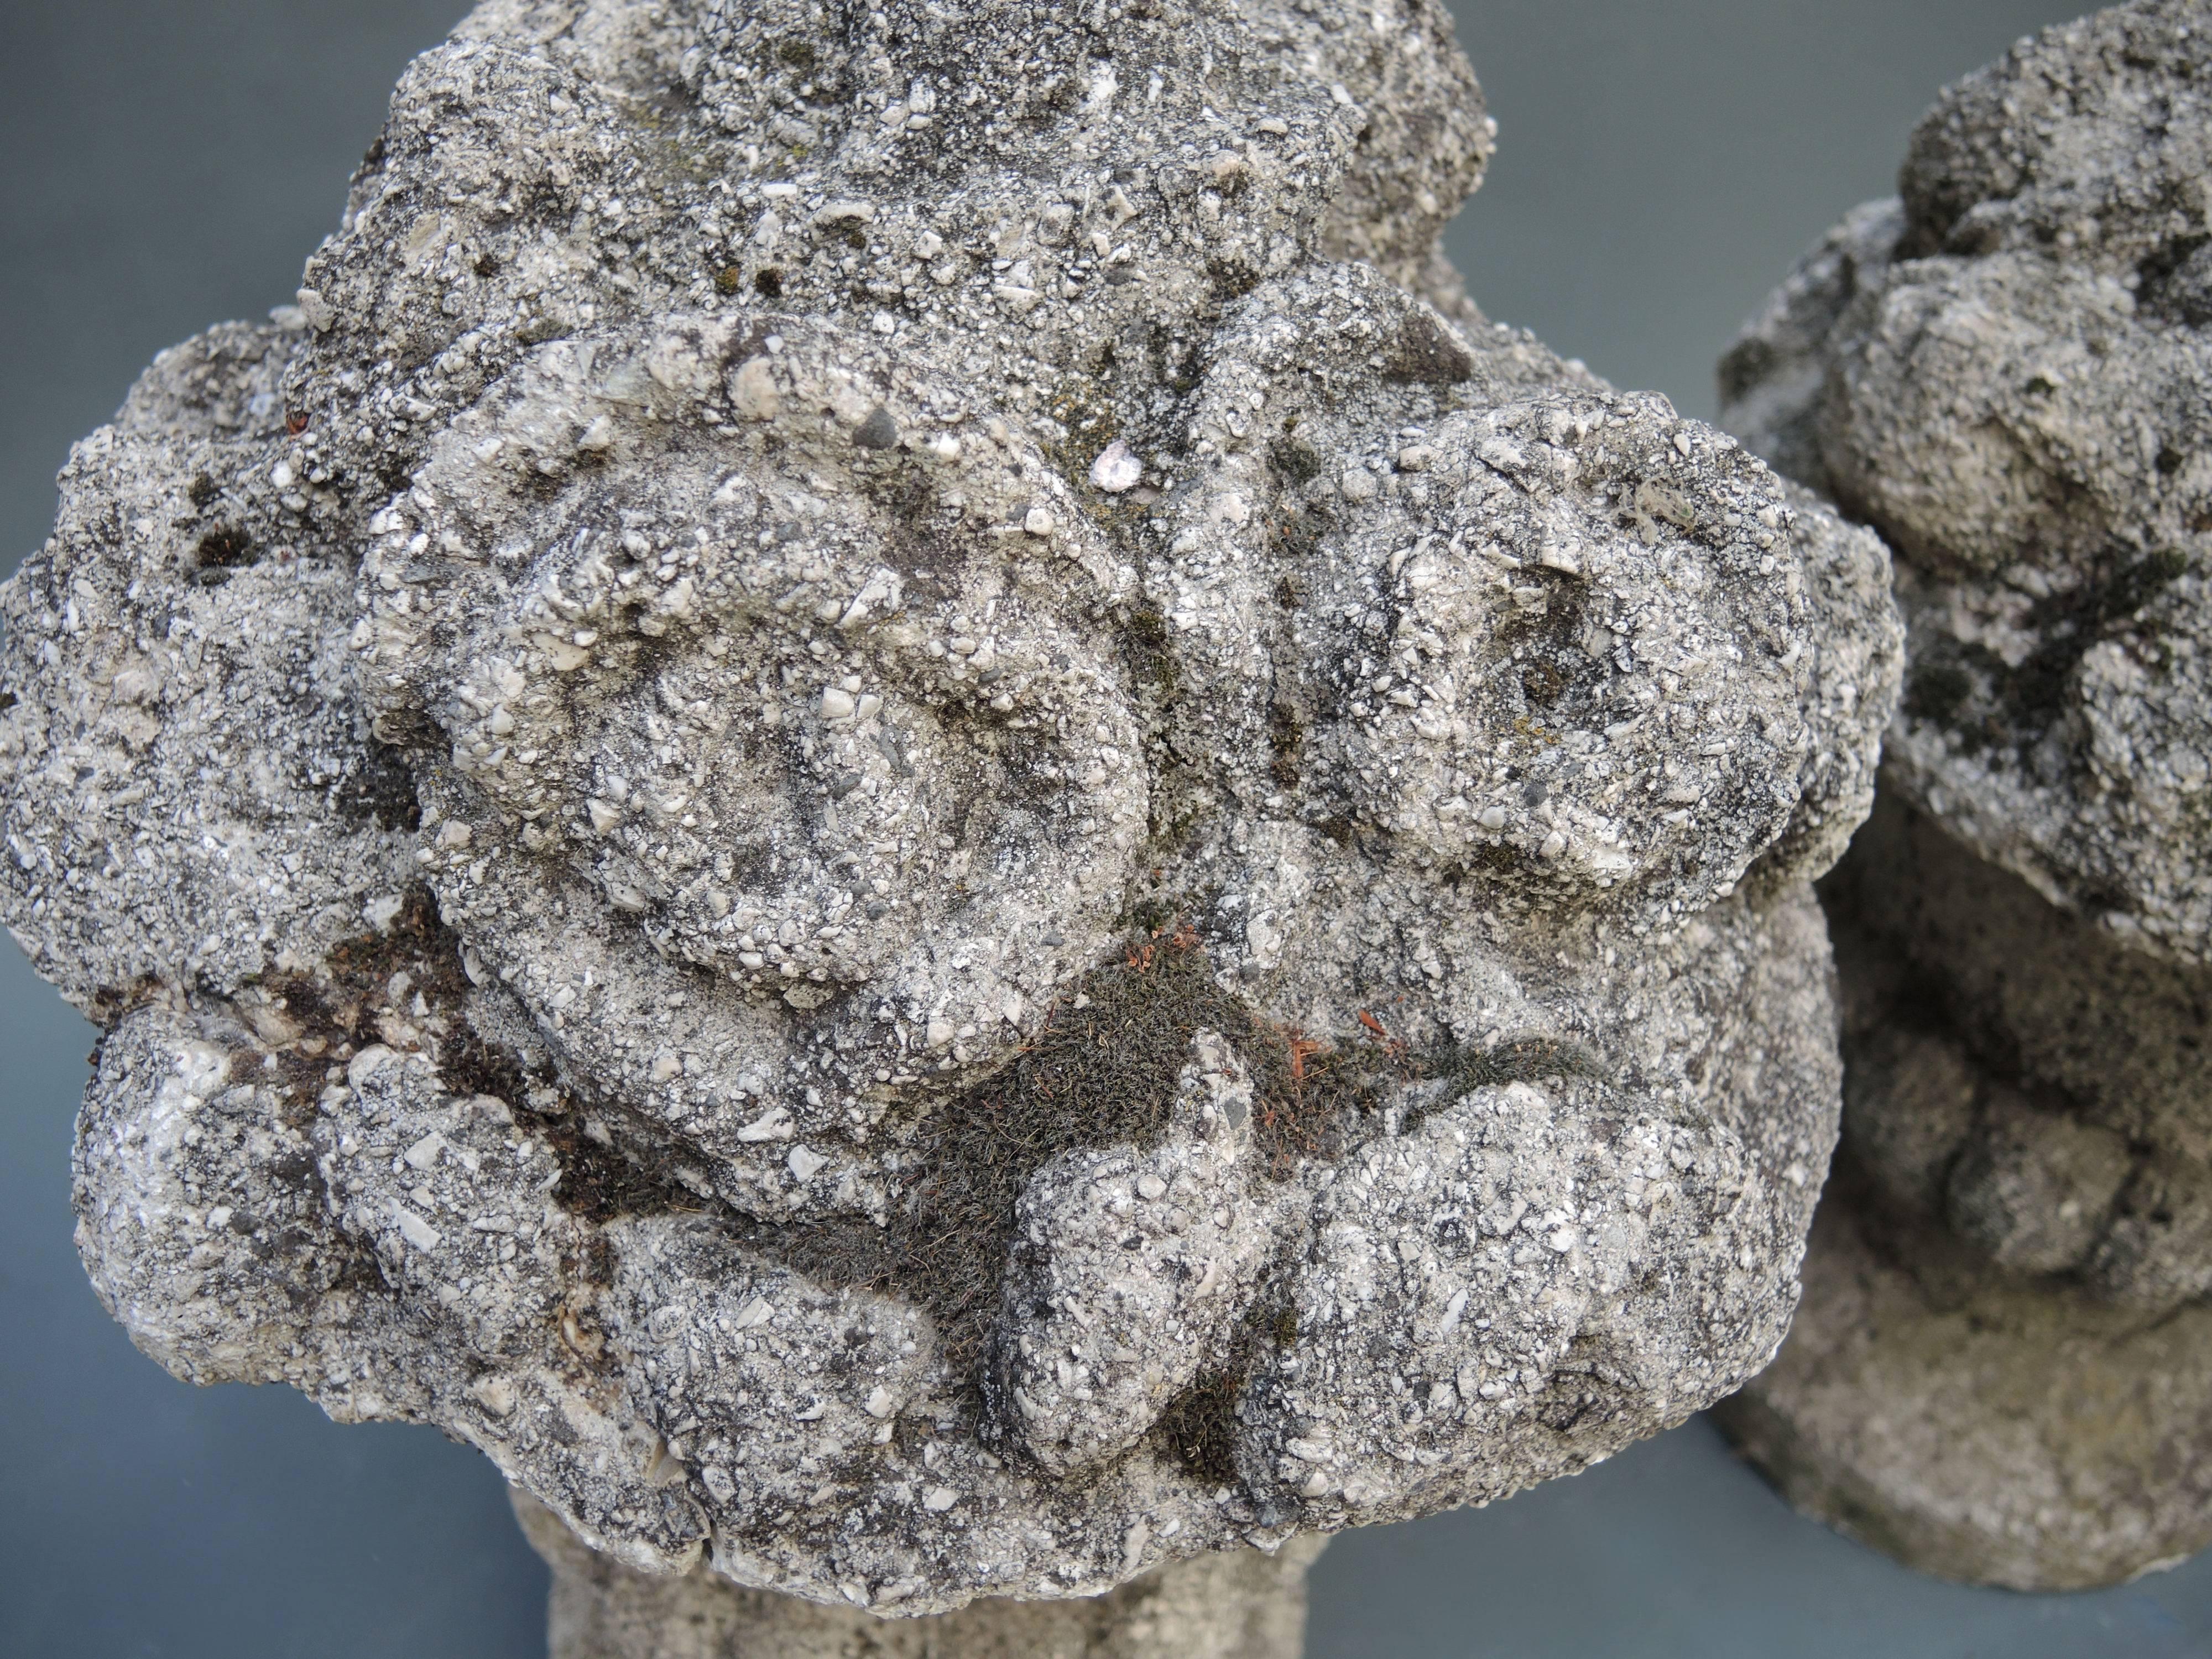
[1089,441,1144,494]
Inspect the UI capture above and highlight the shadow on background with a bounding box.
[4,3,2209,1655]
[1308,1417,2212,1659]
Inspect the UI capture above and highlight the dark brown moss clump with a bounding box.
[250,905,1594,1416]
[767,930,1397,1377]
[252,888,703,1224]
[247,886,478,1122]
[1155,1368,1243,1486]
[1151,1277,1309,1485]
[531,1113,706,1227]
[1428,1031,1606,1096]
[1124,606,1178,696]
[332,740,422,833]
[193,525,256,583]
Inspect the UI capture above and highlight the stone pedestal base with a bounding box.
[514,1492,1327,1659]
[1722,796,2212,1588]
[1716,1200,2212,1589]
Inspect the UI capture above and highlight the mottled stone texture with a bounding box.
[1718,0,2212,1589]
[3,0,1896,1634]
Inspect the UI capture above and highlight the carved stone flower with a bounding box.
[3,0,1897,1615]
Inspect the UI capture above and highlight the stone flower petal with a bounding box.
[355,314,1147,1190]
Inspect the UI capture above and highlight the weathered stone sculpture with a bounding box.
[1,0,1898,1645]
[1717,0,2212,1590]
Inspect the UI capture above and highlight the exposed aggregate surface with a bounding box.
[6,0,1897,1615]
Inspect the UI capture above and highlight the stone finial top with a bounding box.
[7,0,1895,1616]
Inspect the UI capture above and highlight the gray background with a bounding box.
[5,3,2211,1654]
